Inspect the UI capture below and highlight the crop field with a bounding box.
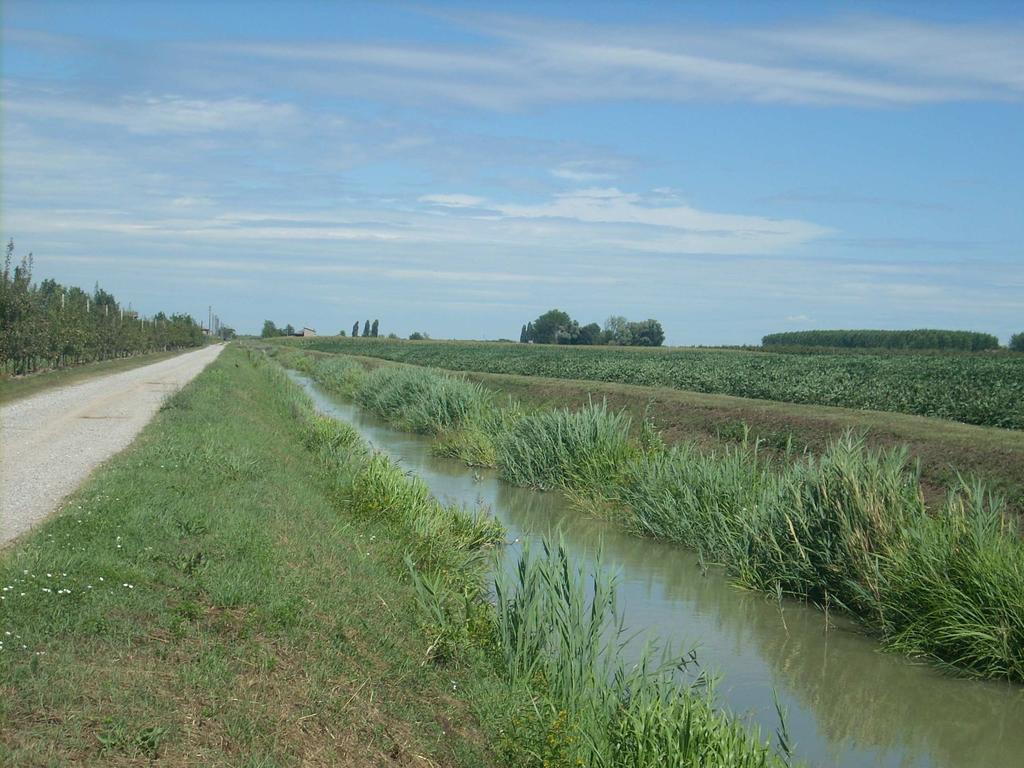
[299,338,1024,430]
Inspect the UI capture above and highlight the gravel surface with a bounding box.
[1,345,224,546]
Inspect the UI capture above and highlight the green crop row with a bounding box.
[298,338,1024,430]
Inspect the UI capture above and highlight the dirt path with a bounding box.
[0,344,224,546]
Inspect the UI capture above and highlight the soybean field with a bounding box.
[300,338,1024,430]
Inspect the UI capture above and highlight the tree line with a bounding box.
[351,319,380,338]
[262,319,392,339]
[520,309,665,347]
[762,329,1002,352]
[261,320,299,338]
[0,240,205,376]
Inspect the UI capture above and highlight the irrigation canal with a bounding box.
[290,370,1024,768]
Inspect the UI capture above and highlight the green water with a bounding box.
[292,371,1024,768]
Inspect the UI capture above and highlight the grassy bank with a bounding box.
[297,336,1024,430]
[2,345,793,766]
[0,348,192,405]
[282,346,1024,682]
[0,345,504,764]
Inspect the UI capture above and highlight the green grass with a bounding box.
[295,336,1024,429]
[0,348,191,405]
[3,344,799,766]
[0,346,504,765]
[277,346,1024,682]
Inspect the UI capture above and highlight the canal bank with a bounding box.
[291,368,1024,768]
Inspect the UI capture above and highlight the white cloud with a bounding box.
[550,162,616,182]
[489,187,831,253]
[170,196,215,208]
[419,194,487,208]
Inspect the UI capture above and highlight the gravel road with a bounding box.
[0,345,224,546]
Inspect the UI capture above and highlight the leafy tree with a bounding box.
[603,315,632,346]
[409,331,430,340]
[363,319,370,337]
[529,309,573,344]
[1010,333,1024,352]
[261,320,279,338]
[555,320,580,344]
[576,322,601,345]
[0,240,203,374]
[387,332,398,339]
[519,324,528,343]
[629,319,665,347]
[371,319,379,337]
[282,324,295,336]
[337,330,347,337]
[352,321,359,337]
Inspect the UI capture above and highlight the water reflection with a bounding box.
[291,371,1024,768]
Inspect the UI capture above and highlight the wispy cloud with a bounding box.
[5,89,298,134]
[198,14,1024,107]
[419,194,487,208]
[488,187,831,253]
[41,253,617,287]
[5,175,831,257]
[550,162,617,182]
[2,6,1020,341]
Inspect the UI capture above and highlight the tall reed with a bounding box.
[495,399,637,491]
[353,365,494,434]
[615,433,1024,679]
[487,541,792,767]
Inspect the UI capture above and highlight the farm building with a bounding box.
[294,327,317,337]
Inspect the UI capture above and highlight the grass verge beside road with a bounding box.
[0,345,501,765]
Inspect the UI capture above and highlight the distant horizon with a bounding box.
[3,1,1022,344]
[6,248,1022,347]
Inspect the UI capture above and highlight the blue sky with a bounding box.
[2,1,1022,343]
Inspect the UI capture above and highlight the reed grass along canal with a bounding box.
[289,368,1024,768]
